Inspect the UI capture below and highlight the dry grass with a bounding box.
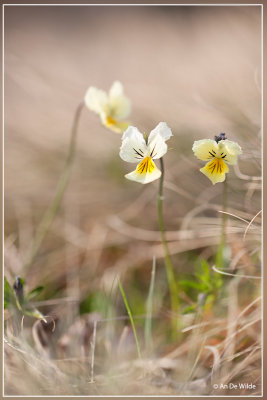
[4,5,261,396]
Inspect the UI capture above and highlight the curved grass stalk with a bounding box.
[23,101,84,273]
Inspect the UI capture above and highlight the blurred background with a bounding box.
[4,5,261,396]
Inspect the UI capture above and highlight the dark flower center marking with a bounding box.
[133,148,144,159]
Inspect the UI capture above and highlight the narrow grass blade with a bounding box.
[118,278,142,359]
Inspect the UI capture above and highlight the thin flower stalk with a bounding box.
[215,178,229,271]
[145,256,156,352]
[23,101,84,273]
[158,158,180,334]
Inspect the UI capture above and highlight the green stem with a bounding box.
[222,177,228,246]
[216,178,228,269]
[118,278,142,359]
[145,256,156,352]
[158,158,180,334]
[23,101,84,273]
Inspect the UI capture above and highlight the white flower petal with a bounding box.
[125,158,161,184]
[109,81,124,97]
[147,135,168,160]
[192,139,219,161]
[120,126,147,163]
[220,140,242,165]
[148,122,173,144]
[84,86,108,115]
[200,158,229,185]
[108,81,131,120]
[142,122,172,159]
[121,126,146,142]
[109,97,131,120]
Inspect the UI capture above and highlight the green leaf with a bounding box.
[182,305,197,315]
[19,277,25,286]
[203,294,215,310]
[180,280,205,291]
[201,260,211,280]
[24,306,46,321]
[4,277,13,308]
[26,286,44,301]
[195,260,210,282]
[195,274,212,291]
[213,274,223,290]
[118,278,142,359]
[13,277,25,308]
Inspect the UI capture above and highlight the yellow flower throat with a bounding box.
[137,157,155,175]
[106,115,117,126]
[207,157,227,174]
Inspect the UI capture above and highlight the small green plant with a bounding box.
[180,259,223,314]
[4,276,45,321]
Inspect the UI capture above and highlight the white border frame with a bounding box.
[2,3,263,398]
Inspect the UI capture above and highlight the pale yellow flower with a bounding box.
[84,81,131,133]
[120,122,173,184]
[192,136,242,184]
